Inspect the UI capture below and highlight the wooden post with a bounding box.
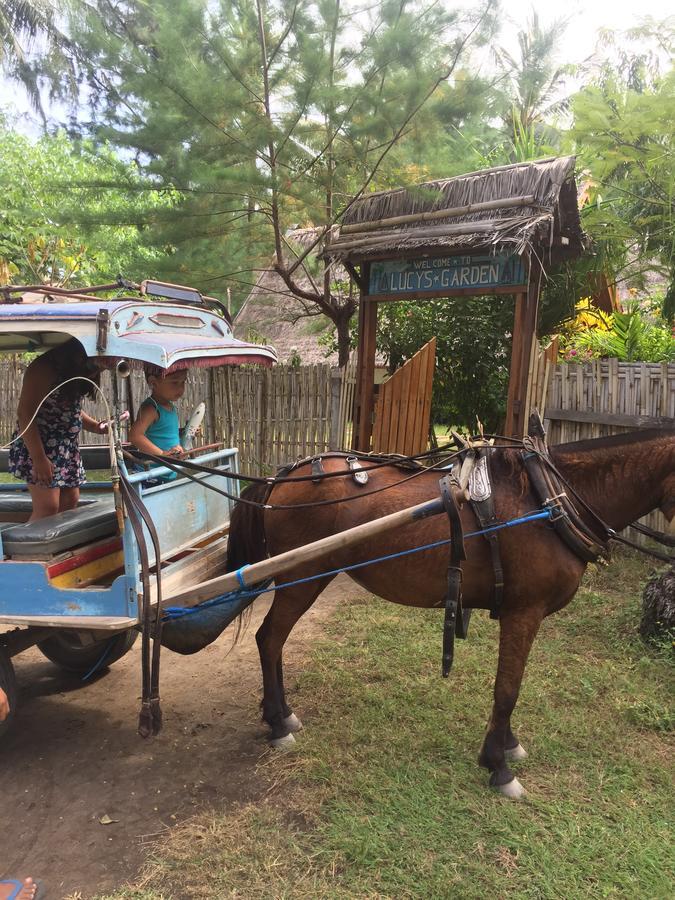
[353,267,377,450]
[164,494,446,610]
[505,258,541,437]
[328,366,342,450]
[505,291,526,436]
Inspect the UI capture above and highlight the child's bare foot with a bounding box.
[0,878,38,899]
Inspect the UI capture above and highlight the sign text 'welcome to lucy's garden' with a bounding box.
[368,253,526,296]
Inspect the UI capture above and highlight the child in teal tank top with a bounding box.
[129,365,189,478]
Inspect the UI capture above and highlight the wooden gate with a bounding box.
[372,338,435,455]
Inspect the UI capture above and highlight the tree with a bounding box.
[40,0,496,363]
[0,121,172,285]
[421,11,570,184]
[0,0,73,122]
[377,294,514,431]
[493,11,570,138]
[569,24,675,320]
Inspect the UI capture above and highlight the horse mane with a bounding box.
[553,427,675,456]
[489,447,530,497]
[549,427,675,514]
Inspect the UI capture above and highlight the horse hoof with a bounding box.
[504,742,528,762]
[270,732,296,750]
[494,776,527,800]
[283,713,303,733]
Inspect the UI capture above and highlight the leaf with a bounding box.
[99,813,119,825]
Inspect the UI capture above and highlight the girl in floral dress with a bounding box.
[9,338,108,521]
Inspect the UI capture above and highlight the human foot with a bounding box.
[0,878,39,899]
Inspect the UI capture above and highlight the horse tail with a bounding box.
[226,481,270,572]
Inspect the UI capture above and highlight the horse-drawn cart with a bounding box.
[2,279,672,800]
[0,278,276,736]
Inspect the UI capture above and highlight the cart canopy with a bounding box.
[0,295,276,369]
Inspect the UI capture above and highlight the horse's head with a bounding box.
[553,428,675,533]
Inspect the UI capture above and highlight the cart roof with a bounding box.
[0,299,277,368]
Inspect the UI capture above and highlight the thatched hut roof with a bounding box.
[234,228,383,367]
[324,156,587,264]
[233,265,340,366]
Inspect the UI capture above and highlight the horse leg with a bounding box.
[504,724,528,761]
[277,653,303,733]
[478,607,543,798]
[256,576,335,747]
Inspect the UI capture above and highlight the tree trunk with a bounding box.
[335,311,352,368]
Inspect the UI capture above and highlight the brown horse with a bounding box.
[226,429,674,798]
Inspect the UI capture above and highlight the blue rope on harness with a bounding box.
[162,509,552,622]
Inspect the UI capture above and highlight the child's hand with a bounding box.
[33,455,55,486]
[166,445,185,458]
[0,688,9,722]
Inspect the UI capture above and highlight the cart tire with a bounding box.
[37,629,138,675]
[0,647,17,738]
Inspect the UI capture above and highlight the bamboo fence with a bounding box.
[1,355,672,543]
[545,360,674,442]
[544,360,674,540]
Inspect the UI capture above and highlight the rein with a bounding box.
[130,443,672,562]
[118,425,670,721]
[627,521,675,549]
[128,449,459,511]
[129,444,463,485]
[603,530,673,564]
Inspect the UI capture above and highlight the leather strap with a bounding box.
[522,449,607,563]
[439,474,467,677]
[311,457,325,483]
[468,448,504,620]
[120,477,165,737]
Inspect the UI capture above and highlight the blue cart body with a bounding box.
[0,280,274,635]
[0,448,240,628]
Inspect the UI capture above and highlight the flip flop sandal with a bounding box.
[180,402,206,450]
[0,879,42,899]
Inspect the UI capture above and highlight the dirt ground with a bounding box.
[0,577,354,899]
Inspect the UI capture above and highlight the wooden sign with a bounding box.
[368,253,526,297]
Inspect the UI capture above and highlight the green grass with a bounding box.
[101,552,674,900]
[0,470,111,484]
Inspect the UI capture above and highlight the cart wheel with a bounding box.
[0,647,17,738]
[37,629,138,675]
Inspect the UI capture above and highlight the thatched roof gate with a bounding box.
[324,156,587,443]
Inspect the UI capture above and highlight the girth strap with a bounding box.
[468,447,504,620]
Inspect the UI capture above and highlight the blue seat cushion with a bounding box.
[0,494,98,516]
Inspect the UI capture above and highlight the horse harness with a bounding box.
[281,432,614,678]
[522,413,611,564]
[438,441,502,676]
[435,419,616,676]
[115,421,671,741]
[125,427,615,726]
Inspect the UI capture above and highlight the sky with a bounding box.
[497,0,672,63]
[2,0,673,136]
